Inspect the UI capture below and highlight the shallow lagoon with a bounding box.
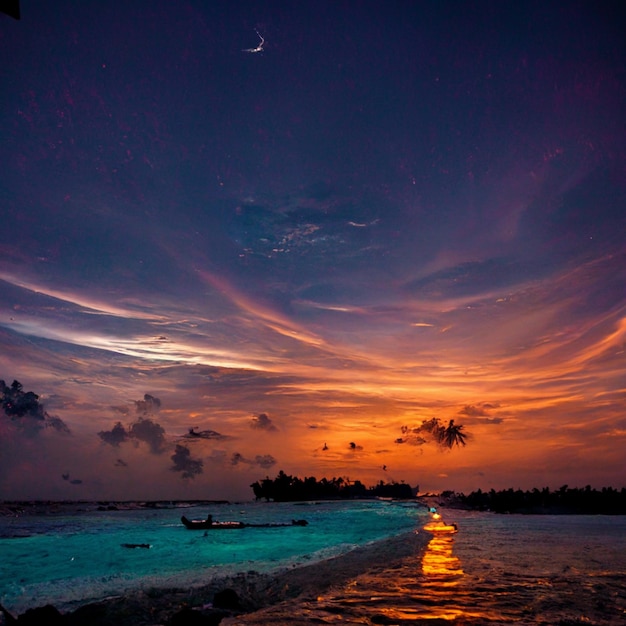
[0,499,425,614]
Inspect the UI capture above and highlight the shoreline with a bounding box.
[0,500,234,518]
[221,528,431,625]
[7,528,430,625]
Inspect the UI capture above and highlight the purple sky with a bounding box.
[1,1,624,500]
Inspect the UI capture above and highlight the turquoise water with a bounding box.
[0,500,425,613]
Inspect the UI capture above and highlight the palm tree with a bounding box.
[441,420,467,448]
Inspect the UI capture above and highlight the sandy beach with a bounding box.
[220,529,430,625]
[34,529,430,625]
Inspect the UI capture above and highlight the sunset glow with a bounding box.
[1,1,624,501]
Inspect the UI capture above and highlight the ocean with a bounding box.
[0,499,423,615]
[1,501,626,625]
[250,509,626,626]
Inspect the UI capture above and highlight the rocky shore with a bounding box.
[1,529,430,626]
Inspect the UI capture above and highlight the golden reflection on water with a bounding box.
[421,525,464,579]
[407,525,476,621]
[309,522,496,624]
[410,521,504,623]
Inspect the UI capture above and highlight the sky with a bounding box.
[1,1,625,501]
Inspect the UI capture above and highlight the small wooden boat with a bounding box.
[180,515,308,530]
[181,515,245,529]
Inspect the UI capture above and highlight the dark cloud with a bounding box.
[1,379,70,434]
[404,419,444,444]
[485,417,504,424]
[459,405,487,417]
[61,473,82,485]
[395,435,427,446]
[45,415,71,434]
[98,421,129,447]
[99,395,167,454]
[250,413,277,431]
[459,403,503,425]
[231,452,277,469]
[1,380,40,418]
[181,426,228,441]
[98,394,166,453]
[115,458,128,467]
[396,426,428,446]
[128,418,166,454]
[254,454,277,469]
[170,444,203,479]
[230,452,245,466]
[134,394,161,416]
[459,403,500,417]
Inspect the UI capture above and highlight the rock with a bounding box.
[17,605,65,625]
[0,602,18,625]
[65,601,111,626]
[212,589,240,610]
[166,607,223,625]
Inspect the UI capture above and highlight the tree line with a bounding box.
[455,485,626,514]
[250,470,416,501]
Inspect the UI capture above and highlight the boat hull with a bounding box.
[180,515,308,530]
[180,515,245,529]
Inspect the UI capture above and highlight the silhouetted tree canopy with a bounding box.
[250,470,416,501]
[456,485,626,514]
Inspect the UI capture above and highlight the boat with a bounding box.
[180,515,308,530]
[181,515,245,530]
